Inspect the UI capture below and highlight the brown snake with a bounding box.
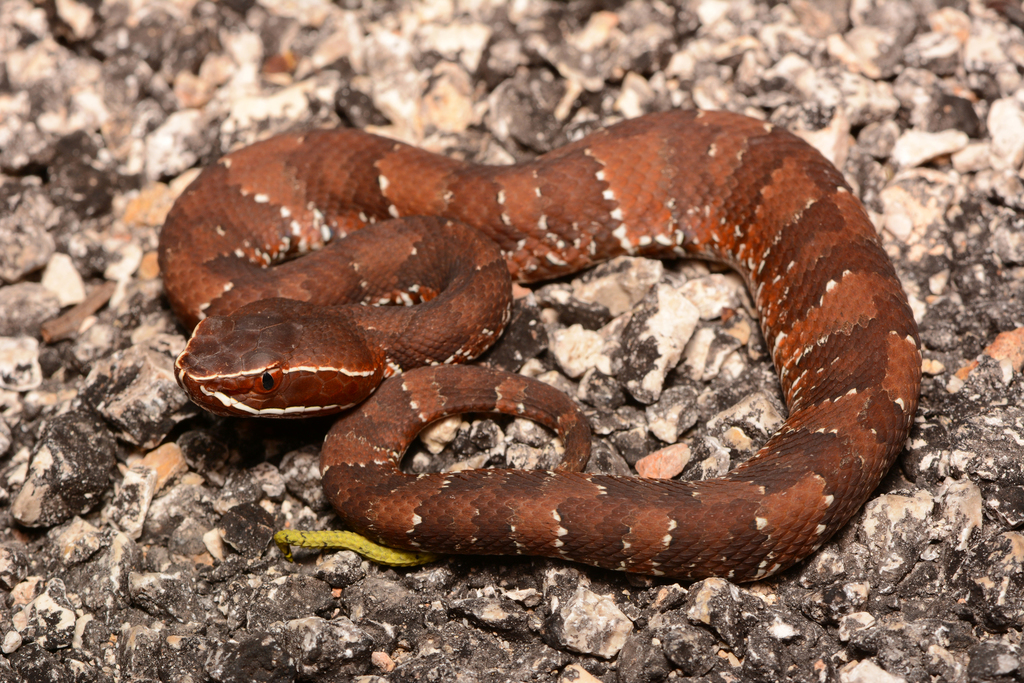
[159,110,922,581]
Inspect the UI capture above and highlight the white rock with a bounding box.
[614,71,655,119]
[951,141,991,173]
[419,414,462,454]
[41,252,85,307]
[678,273,746,320]
[796,108,851,170]
[145,109,205,181]
[417,22,492,73]
[550,325,606,379]
[104,464,158,540]
[840,659,907,683]
[963,25,1009,73]
[550,586,632,658]
[622,283,700,402]
[880,169,958,241]
[572,256,663,316]
[834,71,899,127]
[1,630,21,654]
[891,129,969,168]
[839,26,892,80]
[988,98,1024,171]
[203,528,225,562]
[837,612,876,642]
[0,337,41,391]
[682,326,716,381]
[707,392,785,443]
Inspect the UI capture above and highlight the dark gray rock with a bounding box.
[12,410,116,527]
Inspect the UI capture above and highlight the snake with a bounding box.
[159,109,922,582]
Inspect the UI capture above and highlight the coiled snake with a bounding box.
[159,110,921,581]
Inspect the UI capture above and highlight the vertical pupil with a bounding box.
[262,372,274,390]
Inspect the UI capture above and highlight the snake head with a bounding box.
[174,299,386,418]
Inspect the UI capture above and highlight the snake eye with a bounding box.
[255,368,283,393]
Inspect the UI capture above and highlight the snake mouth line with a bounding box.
[198,385,348,416]
[176,364,378,381]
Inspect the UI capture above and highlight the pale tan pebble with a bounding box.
[41,253,86,307]
[567,11,619,52]
[138,251,160,281]
[723,313,752,346]
[54,0,94,40]
[635,443,690,479]
[988,98,1024,172]
[951,142,991,173]
[141,442,189,492]
[203,529,224,562]
[795,108,851,169]
[550,325,606,379]
[571,256,663,316]
[114,180,171,227]
[421,61,477,134]
[981,327,1024,373]
[173,70,216,109]
[54,517,104,565]
[928,7,970,41]
[837,612,876,643]
[371,651,396,672]
[880,169,957,241]
[891,130,969,168]
[10,576,44,606]
[419,414,463,455]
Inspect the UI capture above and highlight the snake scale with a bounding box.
[159,110,921,581]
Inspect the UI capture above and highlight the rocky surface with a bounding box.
[1,0,1023,681]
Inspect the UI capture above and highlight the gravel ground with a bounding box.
[2,0,1024,681]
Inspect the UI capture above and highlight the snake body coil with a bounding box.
[160,110,921,581]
